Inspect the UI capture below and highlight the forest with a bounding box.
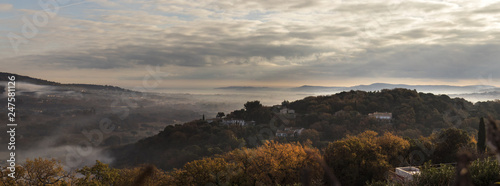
[3,88,500,185]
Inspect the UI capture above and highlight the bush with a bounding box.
[469,157,500,186]
[413,158,500,186]
[413,162,455,186]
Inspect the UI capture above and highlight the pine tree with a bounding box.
[478,117,486,153]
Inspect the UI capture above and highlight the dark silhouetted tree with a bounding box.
[478,117,486,153]
[216,112,225,119]
[244,101,262,112]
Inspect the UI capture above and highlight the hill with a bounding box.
[110,88,500,171]
[0,72,130,92]
[291,83,498,94]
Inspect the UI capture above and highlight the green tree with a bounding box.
[413,157,500,186]
[478,117,486,153]
[413,162,455,186]
[432,128,474,163]
[298,129,320,144]
[469,157,500,186]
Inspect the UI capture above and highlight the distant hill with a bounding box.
[291,83,497,94]
[216,83,498,96]
[0,72,131,92]
[215,86,272,91]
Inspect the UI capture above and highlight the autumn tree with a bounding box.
[168,141,324,185]
[21,158,70,185]
[324,131,410,185]
[75,160,119,185]
[0,165,24,186]
[376,132,410,166]
[169,157,239,185]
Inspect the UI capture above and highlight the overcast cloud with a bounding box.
[1,0,500,88]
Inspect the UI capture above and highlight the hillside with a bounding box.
[110,88,500,171]
[0,73,207,166]
[0,72,130,92]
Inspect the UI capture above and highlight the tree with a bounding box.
[0,165,24,186]
[170,157,238,185]
[281,100,290,107]
[22,158,70,185]
[116,165,171,185]
[224,141,324,185]
[169,141,324,185]
[244,101,262,112]
[324,131,393,185]
[376,132,410,166]
[432,128,474,163]
[478,117,486,153]
[216,112,225,119]
[298,129,320,144]
[75,160,119,185]
[413,157,500,186]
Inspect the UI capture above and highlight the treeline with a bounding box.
[289,88,497,141]
[3,128,500,185]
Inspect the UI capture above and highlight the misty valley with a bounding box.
[2,72,500,185]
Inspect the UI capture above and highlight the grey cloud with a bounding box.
[14,40,325,69]
[474,2,500,14]
[245,44,500,83]
[329,44,500,80]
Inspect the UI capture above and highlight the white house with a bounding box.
[221,119,247,126]
[395,167,420,181]
[368,112,392,120]
[276,127,304,137]
[280,107,295,114]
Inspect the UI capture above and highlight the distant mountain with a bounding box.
[291,83,498,94]
[290,85,344,92]
[215,86,274,91]
[0,72,131,92]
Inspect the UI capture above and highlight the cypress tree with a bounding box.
[478,117,486,153]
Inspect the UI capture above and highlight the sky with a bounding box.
[1,0,500,89]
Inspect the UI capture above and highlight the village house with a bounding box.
[368,112,392,120]
[221,119,247,126]
[280,107,295,114]
[390,166,420,183]
[276,127,304,137]
[278,107,296,119]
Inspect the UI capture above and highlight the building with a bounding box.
[280,107,295,114]
[279,107,296,119]
[221,119,247,126]
[368,112,392,120]
[392,167,420,182]
[276,127,304,137]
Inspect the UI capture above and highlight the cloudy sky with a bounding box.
[1,0,500,89]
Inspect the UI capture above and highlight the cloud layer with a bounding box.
[2,0,500,87]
